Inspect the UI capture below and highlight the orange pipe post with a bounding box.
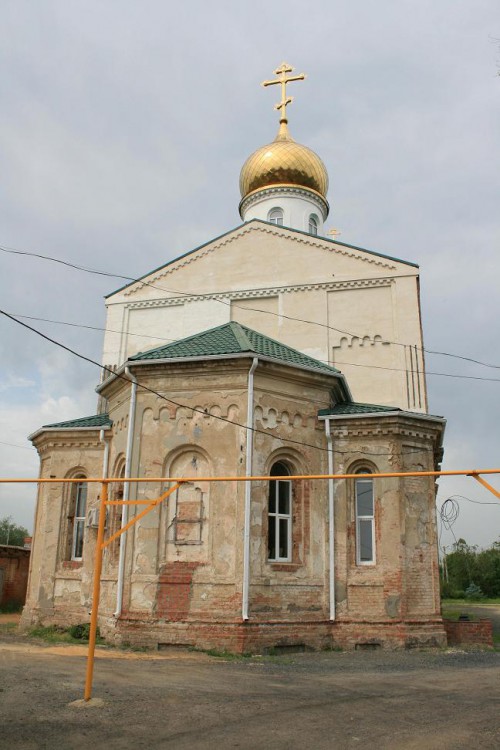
[84,480,108,702]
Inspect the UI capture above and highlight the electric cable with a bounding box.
[438,493,500,550]
[2,242,499,372]
[7,311,500,384]
[0,440,33,451]
[0,308,437,458]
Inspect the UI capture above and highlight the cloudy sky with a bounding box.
[1,1,499,550]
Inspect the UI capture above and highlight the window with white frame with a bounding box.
[308,214,318,235]
[70,479,87,560]
[268,207,284,226]
[355,470,375,564]
[268,461,292,561]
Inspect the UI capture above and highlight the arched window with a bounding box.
[70,477,87,560]
[355,469,375,564]
[268,207,284,226]
[268,461,292,561]
[308,214,318,235]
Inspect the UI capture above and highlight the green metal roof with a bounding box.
[130,321,339,376]
[318,402,401,417]
[41,414,112,430]
[106,219,418,297]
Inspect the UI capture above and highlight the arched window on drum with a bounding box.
[268,207,284,226]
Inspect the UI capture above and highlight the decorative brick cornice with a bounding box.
[331,421,440,444]
[239,185,329,220]
[124,277,393,311]
[35,436,104,456]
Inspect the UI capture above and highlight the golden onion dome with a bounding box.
[239,123,329,201]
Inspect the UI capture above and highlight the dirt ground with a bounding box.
[1,617,500,750]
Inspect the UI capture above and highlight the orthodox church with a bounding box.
[23,64,446,652]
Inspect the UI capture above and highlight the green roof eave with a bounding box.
[318,402,400,417]
[129,321,340,377]
[29,413,113,441]
[318,402,445,422]
[41,413,112,429]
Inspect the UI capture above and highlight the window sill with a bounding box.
[61,560,83,570]
[268,562,301,572]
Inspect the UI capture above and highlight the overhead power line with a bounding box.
[0,440,33,451]
[2,242,499,372]
[0,309,436,459]
[7,311,500,384]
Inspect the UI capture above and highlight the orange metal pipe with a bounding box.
[1,468,500,484]
[84,481,108,702]
[101,483,182,549]
[105,500,157,505]
[12,467,497,703]
[471,474,500,500]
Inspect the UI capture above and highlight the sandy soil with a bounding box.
[0,612,22,624]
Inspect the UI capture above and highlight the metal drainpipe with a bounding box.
[325,418,336,621]
[99,429,110,480]
[114,365,138,618]
[242,357,258,621]
[99,427,111,572]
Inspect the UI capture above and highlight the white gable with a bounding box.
[108,221,414,305]
[102,221,426,412]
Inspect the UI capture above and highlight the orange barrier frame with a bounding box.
[1,468,499,701]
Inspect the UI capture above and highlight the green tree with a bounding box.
[445,539,476,591]
[0,516,29,546]
[475,546,500,597]
[442,538,500,599]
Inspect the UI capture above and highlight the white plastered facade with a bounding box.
[102,220,427,412]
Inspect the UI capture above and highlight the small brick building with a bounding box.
[23,323,447,652]
[0,545,31,609]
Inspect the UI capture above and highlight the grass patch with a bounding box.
[29,624,105,645]
[0,622,17,631]
[194,647,252,660]
[119,642,150,653]
[442,598,500,606]
[442,610,481,622]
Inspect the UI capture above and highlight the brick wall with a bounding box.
[0,547,30,607]
[156,562,203,621]
[444,618,493,647]
[101,615,447,653]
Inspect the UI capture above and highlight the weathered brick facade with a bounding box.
[23,349,447,653]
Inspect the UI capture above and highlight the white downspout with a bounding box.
[242,356,258,621]
[114,365,138,617]
[325,418,335,621]
[99,429,110,479]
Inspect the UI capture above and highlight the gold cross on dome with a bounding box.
[262,62,306,125]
